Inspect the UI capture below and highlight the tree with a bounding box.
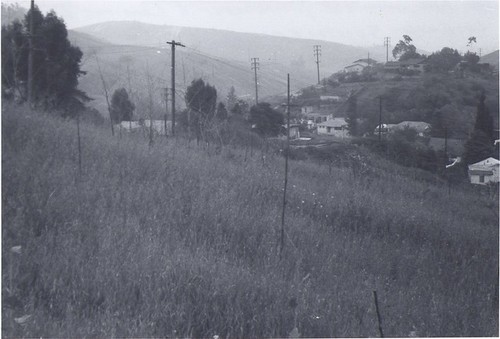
[216,102,228,121]
[426,47,462,73]
[1,6,87,112]
[392,35,422,61]
[463,93,495,165]
[110,88,135,123]
[467,36,477,48]
[185,78,217,120]
[185,78,217,139]
[230,99,249,117]
[249,103,284,137]
[226,86,238,113]
[345,95,358,137]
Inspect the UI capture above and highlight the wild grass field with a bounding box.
[2,103,498,337]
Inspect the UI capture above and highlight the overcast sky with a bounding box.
[4,0,499,54]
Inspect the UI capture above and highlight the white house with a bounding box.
[320,95,341,102]
[468,157,500,185]
[344,63,365,74]
[301,106,316,115]
[317,118,349,138]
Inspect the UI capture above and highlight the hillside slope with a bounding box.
[69,29,313,118]
[2,103,498,337]
[74,21,388,76]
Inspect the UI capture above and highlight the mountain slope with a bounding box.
[71,36,309,117]
[74,21,388,80]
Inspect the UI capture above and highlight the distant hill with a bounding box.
[74,21,388,82]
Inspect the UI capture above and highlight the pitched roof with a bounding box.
[469,157,500,169]
[317,118,347,127]
[345,63,365,69]
[400,58,426,65]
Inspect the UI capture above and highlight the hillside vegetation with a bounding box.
[2,103,498,337]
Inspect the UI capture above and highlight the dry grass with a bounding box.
[2,102,498,337]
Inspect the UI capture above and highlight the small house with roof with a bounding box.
[468,157,500,185]
[317,118,349,138]
[400,58,427,73]
[344,63,365,74]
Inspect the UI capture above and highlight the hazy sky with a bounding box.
[4,0,499,54]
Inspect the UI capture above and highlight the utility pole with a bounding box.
[479,48,482,57]
[314,45,321,84]
[251,57,259,105]
[164,87,169,137]
[279,73,291,260]
[384,37,391,63]
[167,40,185,136]
[28,0,35,107]
[378,96,383,142]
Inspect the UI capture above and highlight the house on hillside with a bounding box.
[317,118,349,138]
[384,61,401,72]
[301,106,316,115]
[320,95,342,102]
[468,157,500,185]
[344,63,365,74]
[400,58,427,73]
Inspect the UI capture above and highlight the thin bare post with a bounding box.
[145,65,154,147]
[76,110,82,175]
[164,87,169,137]
[373,290,384,338]
[96,56,114,136]
[378,97,382,143]
[279,73,291,260]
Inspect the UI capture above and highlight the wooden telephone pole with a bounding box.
[384,37,391,63]
[251,58,259,105]
[164,87,169,137]
[167,40,185,136]
[314,45,321,84]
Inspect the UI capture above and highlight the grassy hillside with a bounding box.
[2,103,498,337]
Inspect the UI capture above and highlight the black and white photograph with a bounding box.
[1,0,499,337]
